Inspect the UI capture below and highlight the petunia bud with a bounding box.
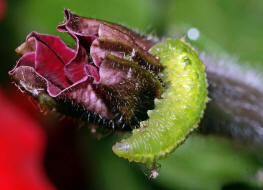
[9,10,163,130]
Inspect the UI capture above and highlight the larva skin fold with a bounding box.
[112,39,208,164]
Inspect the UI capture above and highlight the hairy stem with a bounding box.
[199,53,263,149]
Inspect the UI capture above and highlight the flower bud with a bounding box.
[9,10,163,129]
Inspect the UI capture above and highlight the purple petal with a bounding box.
[15,52,35,68]
[58,9,156,50]
[85,64,100,82]
[57,9,163,73]
[29,32,76,63]
[10,32,90,97]
[58,80,112,119]
[64,45,88,83]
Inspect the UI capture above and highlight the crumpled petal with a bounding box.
[9,32,112,120]
[11,32,77,96]
[57,9,162,73]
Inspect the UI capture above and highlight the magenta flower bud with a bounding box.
[9,10,163,129]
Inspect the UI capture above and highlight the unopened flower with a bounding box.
[9,10,163,129]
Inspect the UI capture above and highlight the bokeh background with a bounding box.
[0,0,263,190]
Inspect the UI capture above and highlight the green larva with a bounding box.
[112,39,208,164]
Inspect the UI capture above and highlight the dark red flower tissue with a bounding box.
[0,0,6,21]
[9,10,163,130]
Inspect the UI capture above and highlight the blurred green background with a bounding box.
[1,0,263,190]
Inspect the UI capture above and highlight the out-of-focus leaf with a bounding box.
[156,135,262,190]
[78,133,152,190]
[19,0,154,36]
[166,0,263,65]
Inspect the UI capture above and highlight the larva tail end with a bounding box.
[112,141,131,160]
[112,140,154,164]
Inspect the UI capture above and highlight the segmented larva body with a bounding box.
[113,39,208,164]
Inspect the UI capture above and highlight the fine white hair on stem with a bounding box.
[199,52,263,149]
[200,52,263,93]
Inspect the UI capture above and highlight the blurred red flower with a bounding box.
[0,0,6,20]
[0,90,55,190]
